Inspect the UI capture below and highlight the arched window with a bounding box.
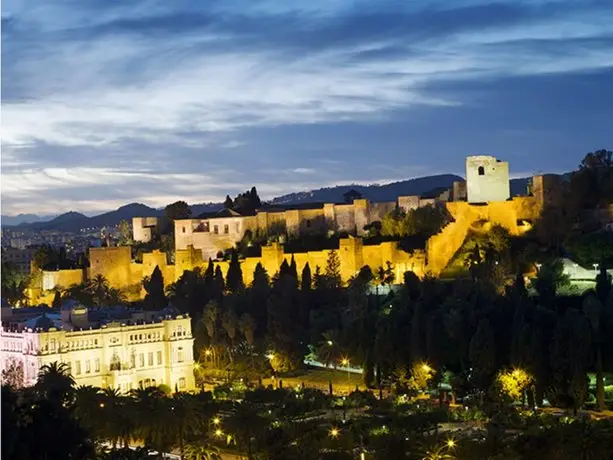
[478,166,485,176]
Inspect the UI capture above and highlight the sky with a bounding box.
[2,0,613,216]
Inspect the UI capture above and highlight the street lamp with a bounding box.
[341,357,350,380]
[329,427,339,438]
[593,263,599,275]
[214,429,223,437]
[446,439,456,448]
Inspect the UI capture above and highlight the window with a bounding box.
[478,166,485,176]
[235,223,240,233]
[177,347,184,363]
[213,225,219,234]
[86,360,91,374]
[306,219,311,228]
[182,226,186,233]
[148,352,153,366]
[139,353,144,368]
[224,224,229,234]
[75,361,81,375]
[178,377,186,389]
[157,351,162,365]
[49,339,56,352]
[95,359,100,373]
[131,354,136,368]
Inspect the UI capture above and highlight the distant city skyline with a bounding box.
[2,0,612,215]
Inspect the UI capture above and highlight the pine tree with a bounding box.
[226,250,244,292]
[204,258,214,279]
[595,261,611,305]
[224,195,234,209]
[250,186,262,209]
[325,250,342,289]
[301,263,312,291]
[214,266,225,296]
[143,266,166,311]
[289,255,298,279]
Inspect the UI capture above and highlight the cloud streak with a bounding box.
[2,0,612,215]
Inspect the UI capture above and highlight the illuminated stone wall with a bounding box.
[426,197,539,275]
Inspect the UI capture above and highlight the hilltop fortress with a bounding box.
[32,156,561,303]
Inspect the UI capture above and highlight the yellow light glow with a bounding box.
[204,349,212,356]
[215,429,223,437]
[213,417,220,425]
[447,439,456,448]
[327,340,333,346]
[422,363,432,372]
[329,427,339,438]
[99,403,105,408]
[341,358,349,366]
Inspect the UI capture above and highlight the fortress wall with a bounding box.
[353,199,369,236]
[334,204,357,233]
[368,201,396,223]
[297,209,328,235]
[89,247,132,290]
[398,196,420,212]
[41,268,86,291]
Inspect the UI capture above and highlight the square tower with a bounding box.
[466,155,510,203]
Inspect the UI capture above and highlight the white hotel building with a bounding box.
[1,305,196,392]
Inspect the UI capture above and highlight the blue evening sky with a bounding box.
[2,0,612,215]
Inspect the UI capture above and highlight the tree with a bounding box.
[184,441,221,460]
[239,313,256,346]
[118,219,133,246]
[1,358,24,388]
[534,259,570,306]
[376,261,395,292]
[468,319,496,399]
[165,201,191,221]
[301,263,312,291]
[223,195,234,209]
[226,250,244,292]
[143,266,166,310]
[35,361,76,407]
[214,266,225,297]
[583,294,606,411]
[324,250,342,289]
[595,262,612,305]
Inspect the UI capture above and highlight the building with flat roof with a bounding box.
[0,303,195,392]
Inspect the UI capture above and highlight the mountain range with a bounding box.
[2,174,532,232]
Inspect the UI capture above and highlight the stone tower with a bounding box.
[466,155,510,203]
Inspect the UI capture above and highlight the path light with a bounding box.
[215,429,223,437]
[212,417,220,425]
[329,427,339,438]
[446,439,456,448]
[327,340,333,346]
[204,349,212,357]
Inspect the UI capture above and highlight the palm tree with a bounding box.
[317,330,342,369]
[35,361,75,406]
[184,442,221,460]
[131,386,173,454]
[169,392,205,458]
[101,387,135,449]
[225,402,263,460]
[74,385,104,437]
[91,274,111,306]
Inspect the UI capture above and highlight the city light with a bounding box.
[212,417,220,425]
[215,429,223,437]
[446,439,456,448]
[329,427,339,438]
[341,358,349,367]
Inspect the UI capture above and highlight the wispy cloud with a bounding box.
[2,0,612,214]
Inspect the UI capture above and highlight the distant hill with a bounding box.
[0,174,541,233]
[1,213,57,226]
[271,174,465,205]
[7,203,162,232]
[270,175,533,205]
